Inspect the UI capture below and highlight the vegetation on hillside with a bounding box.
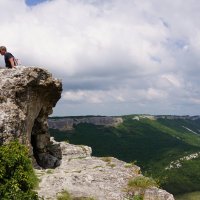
[159,157,200,194]
[49,116,200,195]
[0,141,39,200]
[175,191,200,200]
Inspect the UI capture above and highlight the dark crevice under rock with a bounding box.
[31,111,62,168]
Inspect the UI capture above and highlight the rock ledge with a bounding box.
[36,139,175,200]
[0,67,62,168]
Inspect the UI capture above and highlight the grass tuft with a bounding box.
[57,191,72,200]
[128,176,158,189]
[101,157,112,163]
[57,190,95,200]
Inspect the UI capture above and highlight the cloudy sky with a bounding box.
[0,0,200,116]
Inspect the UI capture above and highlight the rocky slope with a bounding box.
[0,67,62,168]
[36,138,175,200]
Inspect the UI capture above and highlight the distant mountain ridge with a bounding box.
[48,116,123,130]
[154,115,200,120]
[49,115,200,131]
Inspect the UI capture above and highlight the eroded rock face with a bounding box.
[48,116,123,131]
[0,67,62,168]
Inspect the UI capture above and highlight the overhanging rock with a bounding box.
[0,67,62,168]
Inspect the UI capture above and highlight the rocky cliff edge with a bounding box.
[36,138,175,200]
[0,67,62,168]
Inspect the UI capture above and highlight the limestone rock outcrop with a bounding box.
[48,116,123,131]
[0,67,62,168]
[36,138,175,200]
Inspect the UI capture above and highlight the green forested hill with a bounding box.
[49,115,200,195]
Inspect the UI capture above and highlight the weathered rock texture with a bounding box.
[48,116,123,131]
[36,138,175,200]
[0,67,62,168]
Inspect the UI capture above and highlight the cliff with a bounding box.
[48,116,123,130]
[0,67,62,168]
[0,67,174,200]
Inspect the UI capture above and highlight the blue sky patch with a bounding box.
[26,0,48,6]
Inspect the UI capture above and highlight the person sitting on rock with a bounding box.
[0,46,17,69]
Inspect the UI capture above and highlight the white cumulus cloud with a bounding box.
[0,0,200,115]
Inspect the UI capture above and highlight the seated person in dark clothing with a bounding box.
[0,46,16,69]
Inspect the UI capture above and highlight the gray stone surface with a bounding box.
[36,139,175,200]
[0,67,62,168]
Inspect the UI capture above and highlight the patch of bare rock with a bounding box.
[36,139,175,200]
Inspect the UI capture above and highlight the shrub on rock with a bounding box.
[0,141,39,200]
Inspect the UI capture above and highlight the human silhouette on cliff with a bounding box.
[0,46,17,69]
